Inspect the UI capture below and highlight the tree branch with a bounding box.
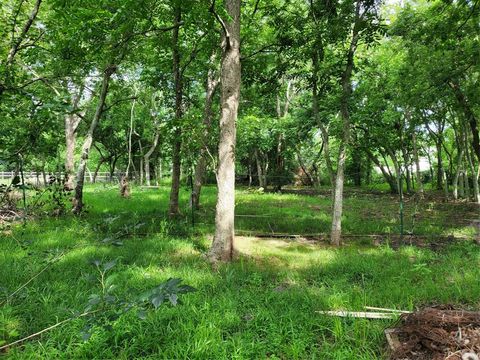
[209,0,231,49]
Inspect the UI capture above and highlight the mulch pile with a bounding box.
[389,305,480,360]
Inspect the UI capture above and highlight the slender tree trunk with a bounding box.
[92,158,104,184]
[72,66,115,214]
[312,46,335,187]
[405,163,412,193]
[296,150,315,186]
[465,130,480,204]
[352,148,362,186]
[168,6,183,217]
[476,166,480,204]
[453,146,464,200]
[121,95,136,197]
[209,0,241,263]
[435,141,443,190]
[255,149,264,187]
[465,166,471,200]
[64,114,78,190]
[459,170,465,198]
[248,164,252,186]
[412,132,424,198]
[110,155,118,182]
[365,150,397,193]
[191,57,219,209]
[144,131,160,186]
[443,168,449,201]
[125,96,136,178]
[331,3,360,246]
[157,159,162,185]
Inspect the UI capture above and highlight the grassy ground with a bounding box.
[1,184,479,359]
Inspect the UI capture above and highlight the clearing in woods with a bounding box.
[1,185,479,359]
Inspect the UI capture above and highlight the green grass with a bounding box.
[1,184,479,359]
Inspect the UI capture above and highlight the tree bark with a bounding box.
[465,127,480,204]
[412,132,424,198]
[435,140,443,190]
[459,170,465,198]
[255,149,264,187]
[168,5,183,217]
[209,0,241,263]
[72,65,115,214]
[144,130,160,186]
[64,83,84,190]
[191,57,219,209]
[312,46,335,187]
[331,2,360,246]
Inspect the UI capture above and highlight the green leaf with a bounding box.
[91,259,101,267]
[103,259,117,272]
[151,295,164,309]
[80,331,92,341]
[168,293,178,306]
[137,309,147,320]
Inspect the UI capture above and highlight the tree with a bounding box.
[208,0,241,263]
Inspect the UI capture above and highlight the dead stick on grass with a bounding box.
[0,310,100,351]
[0,253,64,307]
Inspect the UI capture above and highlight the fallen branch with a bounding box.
[316,311,399,319]
[365,306,410,314]
[0,253,64,306]
[0,310,99,351]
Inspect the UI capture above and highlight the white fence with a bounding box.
[0,171,119,185]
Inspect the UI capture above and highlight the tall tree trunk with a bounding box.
[72,66,115,214]
[64,83,84,190]
[412,132,424,198]
[331,2,360,246]
[191,57,219,209]
[209,0,241,263]
[168,5,183,217]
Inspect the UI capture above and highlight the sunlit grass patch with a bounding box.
[1,185,478,359]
